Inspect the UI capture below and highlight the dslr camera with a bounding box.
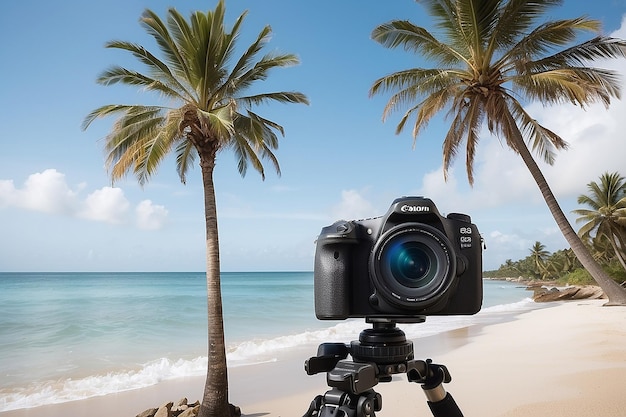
[314,196,482,322]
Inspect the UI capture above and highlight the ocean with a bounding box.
[0,272,536,412]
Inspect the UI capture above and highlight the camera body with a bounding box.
[314,196,482,321]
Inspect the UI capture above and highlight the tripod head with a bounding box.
[305,320,450,392]
[306,320,416,384]
[303,320,462,417]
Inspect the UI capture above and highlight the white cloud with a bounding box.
[489,230,531,251]
[0,169,168,229]
[331,189,376,220]
[0,180,17,207]
[79,187,130,224]
[414,157,540,216]
[0,169,79,214]
[613,15,626,38]
[136,200,168,230]
[420,168,459,203]
[524,73,626,199]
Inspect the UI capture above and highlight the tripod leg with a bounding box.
[420,362,464,417]
[302,395,323,417]
[426,392,463,417]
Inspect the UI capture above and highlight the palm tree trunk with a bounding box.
[609,234,626,272]
[509,133,626,305]
[198,156,231,417]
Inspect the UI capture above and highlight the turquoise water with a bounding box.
[0,272,534,411]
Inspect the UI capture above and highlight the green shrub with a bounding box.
[557,264,626,286]
[557,269,594,285]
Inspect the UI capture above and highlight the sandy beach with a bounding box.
[2,299,625,417]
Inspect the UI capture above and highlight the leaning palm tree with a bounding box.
[82,2,308,416]
[370,0,626,304]
[573,172,626,271]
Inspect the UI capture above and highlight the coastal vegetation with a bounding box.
[369,0,626,304]
[82,2,308,416]
[573,172,626,272]
[486,171,626,286]
[484,245,626,286]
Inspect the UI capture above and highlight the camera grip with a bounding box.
[314,244,351,320]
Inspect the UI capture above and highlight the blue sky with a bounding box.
[1,0,626,272]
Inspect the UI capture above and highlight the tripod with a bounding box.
[302,319,463,417]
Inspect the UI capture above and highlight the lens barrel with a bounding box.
[370,223,456,310]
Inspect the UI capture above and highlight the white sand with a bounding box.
[2,300,625,417]
[240,300,626,417]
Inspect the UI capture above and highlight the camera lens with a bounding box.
[370,224,456,309]
[386,241,435,288]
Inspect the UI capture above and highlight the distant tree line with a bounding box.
[485,172,626,286]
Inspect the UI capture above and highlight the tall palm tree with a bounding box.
[370,0,626,305]
[573,172,626,271]
[529,241,550,278]
[82,2,308,416]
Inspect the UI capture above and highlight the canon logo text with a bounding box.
[400,204,430,213]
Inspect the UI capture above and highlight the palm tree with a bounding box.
[529,241,550,278]
[540,248,580,280]
[573,172,626,271]
[82,3,308,416]
[369,0,626,305]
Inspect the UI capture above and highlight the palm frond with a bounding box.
[165,9,205,93]
[483,93,525,155]
[370,68,464,122]
[490,0,563,51]
[372,20,466,67]
[141,9,194,89]
[441,92,485,183]
[226,52,301,100]
[225,25,273,92]
[252,52,302,77]
[441,95,470,180]
[102,106,182,185]
[238,91,309,108]
[505,97,567,164]
[525,36,626,71]
[457,0,501,64]
[516,67,621,108]
[95,66,187,101]
[576,194,602,211]
[227,130,266,179]
[82,104,138,130]
[175,140,196,184]
[504,17,600,68]
[462,95,485,183]
[104,40,194,100]
[244,110,284,141]
[409,86,456,139]
[226,111,284,178]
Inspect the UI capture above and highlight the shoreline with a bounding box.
[2,300,625,417]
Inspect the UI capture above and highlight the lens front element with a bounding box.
[386,240,436,288]
[371,224,456,309]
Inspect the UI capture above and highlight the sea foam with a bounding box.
[0,298,537,412]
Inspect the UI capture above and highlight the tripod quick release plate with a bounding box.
[327,360,379,395]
